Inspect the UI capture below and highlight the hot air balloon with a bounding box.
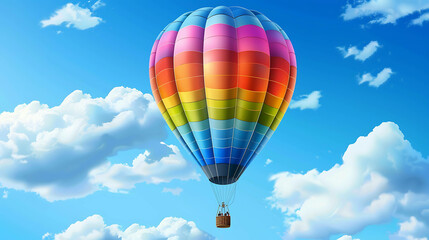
[149,6,296,228]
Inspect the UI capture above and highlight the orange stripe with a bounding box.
[204,62,238,76]
[176,76,204,92]
[290,66,297,78]
[158,81,178,98]
[205,75,237,89]
[156,68,175,87]
[238,89,266,103]
[284,89,293,103]
[155,57,173,75]
[238,63,270,79]
[267,81,287,98]
[174,63,203,79]
[238,76,269,91]
[264,93,283,108]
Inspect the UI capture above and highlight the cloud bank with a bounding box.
[41,3,103,30]
[338,41,380,61]
[289,91,322,110]
[47,214,214,240]
[342,0,429,25]
[268,122,429,240]
[0,87,198,201]
[359,68,393,87]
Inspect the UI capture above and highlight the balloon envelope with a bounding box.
[149,6,296,185]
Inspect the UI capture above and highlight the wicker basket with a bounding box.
[216,215,231,228]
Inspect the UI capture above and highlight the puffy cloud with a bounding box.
[265,159,273,166]
[337,236,360,240]
[91,143,199,193]
[41,3,102,30]
[337,41,380,61]
[411,13,429,25]
[268,122,429,240]
[0,87,198,201]
[289,91,321,110]
[42,233,51,240]
[51,214,214,240]
[162,187,183,196]
[359,68,393,87]
[91,0,106,11]
[2,190,7,199]
[392,217,429,240]
[342,0,429,25]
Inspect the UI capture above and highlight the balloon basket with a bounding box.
[216,202,231,228]
[216,215,231,228]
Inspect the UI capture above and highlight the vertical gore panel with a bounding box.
[204,6,238,166]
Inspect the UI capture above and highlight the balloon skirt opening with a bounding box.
[202,163,245,185]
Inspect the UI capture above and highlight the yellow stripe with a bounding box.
[205,88,237,100]
[163,93,181,109]
[178,88,205,102]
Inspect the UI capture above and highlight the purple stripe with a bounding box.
[266,30,285,44]
[269,42,290,61]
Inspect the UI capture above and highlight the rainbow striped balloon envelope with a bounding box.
[149,6,296,185]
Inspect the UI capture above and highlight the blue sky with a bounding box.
[0,1,429,240]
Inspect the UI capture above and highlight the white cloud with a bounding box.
[289,91,321,110]
[2,190,7,199]
[162,187,183,196]
[0,87,198,201]
[342,0,429,25]
[268,122,429,240]
[91,143,199,193]
[41,3,102,30]
[337,236,360,240]
[393,217,429,240]
[42,232,51,240]
[359,68,393,87]
[411,13,429,25]
[52,214,214,240]
[91,0,106,11]
[337,41,380,61]
[265,159,273,166]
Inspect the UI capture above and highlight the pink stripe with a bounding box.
[174,38,203,55]
[155,44,175,63]
[151,40,160,53]
[204,24,236,39]
[237,37,269,54]
[176,25,204,40]
[269,42,290,61]
[149,40,161,68]
[155,31,178,64]
[236,25,266,40]
[149,53,156,68]
[204,35,237,52]
[285,40,297,67]
[158,31,178,47]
